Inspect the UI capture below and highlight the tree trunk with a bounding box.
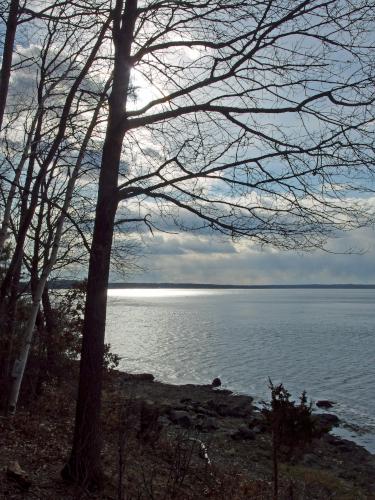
[272,430,279,500]
[0,113,37,251]
[0,0,19,131]
[0,17,110,307]
[6,83,109,413]
[62,0,138,489]
[0,261,21,411]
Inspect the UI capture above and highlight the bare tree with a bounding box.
[0,0,104,132]
[0,4,111,306]
[62,0,375,488]
[7,78,111,413]
[0,1,113,408]
[0,0,19,131]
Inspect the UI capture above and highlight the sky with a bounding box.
[3,1,375,287]
[112,226,375,285]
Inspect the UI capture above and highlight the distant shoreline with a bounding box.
[48,280,375,290]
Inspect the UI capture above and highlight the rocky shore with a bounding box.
[1,369,375,499]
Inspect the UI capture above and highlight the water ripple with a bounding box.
[106,288,375,452]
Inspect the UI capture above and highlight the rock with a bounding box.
[326,435,355,452]
[318,413,340,425]
[159,415,171,427]
[248,414,267,433]
[7,461,32,489]
[316,400,335,409]
[171,404,190,412]
[314,413,340,433]
[137,401,162,444]
[168,410,193,428]
[212,377,221,387]
[205,398,253,418]
[226,405,252,418]
[252,425,266,434]
[231,426,256,441]
[197,441,210,461]
[123,372,155,382]
[205,400,226,415]
[196,416,219,432]
[194,406,217,417]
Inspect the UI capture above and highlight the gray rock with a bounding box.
[205,399,253,418]
[248,414,267,432]
[159,415,171,427]
[226,405,252,418]
[194,406,217,417]
[252,425,266,434]
[169,410,193,428]
[314,413,340,433]
[7,461,32,490]
[231,426,256,441]
[212,377,222,387]
[123,372,154,382]
[137,401,162,444]
[196,416,219,432]
[316,400,335,409]
[326,435,354,452]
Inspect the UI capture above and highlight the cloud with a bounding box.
[142,233,238,256]
[122,226,375,284]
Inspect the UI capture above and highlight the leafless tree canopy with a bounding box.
[123,1,375,244]
[0,0,375,488]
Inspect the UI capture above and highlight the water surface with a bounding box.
[106,288,375,452]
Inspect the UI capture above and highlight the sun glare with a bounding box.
[107,288,213,298]
[129,69,160,110]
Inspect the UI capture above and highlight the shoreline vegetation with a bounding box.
[1,365,374,499]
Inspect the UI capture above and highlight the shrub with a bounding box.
[49,280,120,371]
[262,380,315,456]
[262,380,315,500]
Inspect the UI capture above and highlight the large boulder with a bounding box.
[212,377,222,387]
[314,413,340,433]
[7,461,32,490]
[316,400,335,409]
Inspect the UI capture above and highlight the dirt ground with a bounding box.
[1,369,375,499]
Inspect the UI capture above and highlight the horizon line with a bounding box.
[49,280,375,289]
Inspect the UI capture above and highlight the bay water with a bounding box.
[105,288,375,452]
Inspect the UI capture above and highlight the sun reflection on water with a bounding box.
[107,288,216,298]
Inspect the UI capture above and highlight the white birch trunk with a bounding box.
[0,113,39,251]
[8,175,76,413]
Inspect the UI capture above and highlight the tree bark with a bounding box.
[62,0,137,489]
[7,82,110,413]
[0,0,19,132]
[0,17,110,307]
